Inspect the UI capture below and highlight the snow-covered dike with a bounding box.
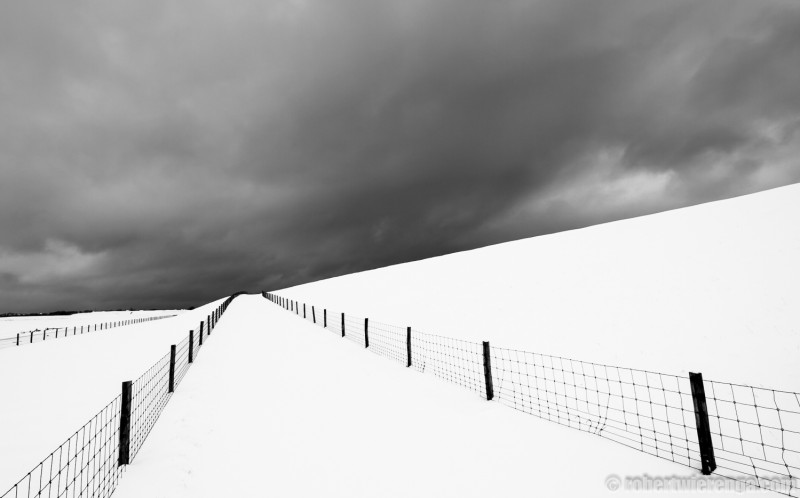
[280,183,800,391]
[114,295,767,497]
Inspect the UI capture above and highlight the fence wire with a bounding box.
[704,380,800,496]
[266,293,799,497]
[130,352,171,461]
[0,397,123,498]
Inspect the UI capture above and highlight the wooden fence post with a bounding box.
[482,341,494,400]
[312,306,316,324]
[168,345,176,393]
[407,327,412,367]
[324,309,327,328]
[689,372,717,475]
[364,318,369,348]
[341,313,345,337]
[119,381,132,465]
[189,330,194,363]
[16,333,19,346]
[199,322,204,346]
[304,303,306,319]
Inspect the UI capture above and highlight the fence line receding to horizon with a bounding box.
[0,315,178,350]
[264,292,800,498]
[0,297,236,498]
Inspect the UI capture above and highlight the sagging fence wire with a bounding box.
[0,297,236,498]
[0,314,178,350]
[264,291,800,497]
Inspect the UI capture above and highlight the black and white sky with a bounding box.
[1,0,799,312]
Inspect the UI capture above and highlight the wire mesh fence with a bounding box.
[264,292,799,497]
[1,298,235,498]
[704,380,800,496]
[0,397,124,498]
[0,315,178,350]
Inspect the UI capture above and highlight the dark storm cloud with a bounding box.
[1,0,799,312]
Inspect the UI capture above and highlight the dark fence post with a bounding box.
[119,380,132,466]
[199,322,204,346]
[689,372,717,475]
[16,333,19,346]
[312,306,316,324]
[364,318,369,348]
[341,313,345,337]
[189,330,194,363]
[407,327,412,367]
[324,309,327,328]
[482,341,494,400]
[304,303,306,319]
[168,345,176,393]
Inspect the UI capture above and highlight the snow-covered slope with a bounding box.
[281,183,800,390]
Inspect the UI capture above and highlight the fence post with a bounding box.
[689,372,717,475]
[168,345,176,393]
[189,330,194,363]
[199,322,204,346]
[312,306,316,324]
[304,303,306,319]
[407,327,412,367]
[324,309,327,328]
[16,333,19,346]
[119,380,132,465]
[482,341,494,400]
[364,318,369,348]
[207,316,211,335]
[341,313,345,337]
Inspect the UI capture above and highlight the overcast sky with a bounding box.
[1,0,799,312]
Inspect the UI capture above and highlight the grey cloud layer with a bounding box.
[1,0,799,312]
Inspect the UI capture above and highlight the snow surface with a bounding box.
[0,299,225,489]
[113,295,768,497]
[280,184,800,391]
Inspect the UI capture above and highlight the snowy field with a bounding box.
[113,295,770,497]
[279,184,800,392]
[0,299,225,490]
[0,309,183,343]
